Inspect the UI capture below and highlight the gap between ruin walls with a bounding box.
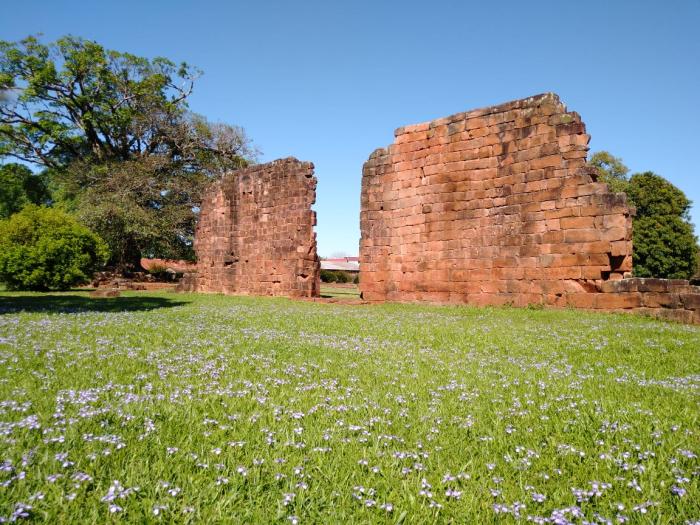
[358,93,700,324]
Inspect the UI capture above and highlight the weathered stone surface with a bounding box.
[360,93,633,305]
[180,157,320,298]
[359,94,700,324]
[572,278,700,323]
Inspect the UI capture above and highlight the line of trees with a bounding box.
[320,269,359,284]
[0,35,256,289]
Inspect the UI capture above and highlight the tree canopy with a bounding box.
[1,35,192,167]
[0,35,256,270]
[0,162,50,218]
[588,151,630,193]
[626,171,693,219]
[626,172,698,279]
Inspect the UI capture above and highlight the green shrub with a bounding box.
[335,271,351,283]
[320,269,358,284]
[320,269,337,283]
[0,205,109,291]
[0,163,51,219]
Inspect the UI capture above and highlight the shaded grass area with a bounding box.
[0,291,186,314]
[0,290,698,523]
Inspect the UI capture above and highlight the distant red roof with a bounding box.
[321,257,360,272]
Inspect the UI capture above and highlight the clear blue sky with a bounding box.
[2,1,699,257]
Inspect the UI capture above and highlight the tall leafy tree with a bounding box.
[64,155,208,267]
[626,172,698,279]
[0,35,195,166]
[0,162,50,218]
[588,150,630,193]
[0,35,255,270]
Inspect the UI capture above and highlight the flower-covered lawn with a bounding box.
[0,291,698,523]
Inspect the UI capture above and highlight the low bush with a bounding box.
[334,271,350,283]
[320,269,337,283]
[0,205,109,291]
[320,270,357,283]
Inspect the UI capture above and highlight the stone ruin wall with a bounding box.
[360,93,700,324]
[179,157,320,298]
[360,93,632,305]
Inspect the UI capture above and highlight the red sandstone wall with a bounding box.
[181,157,320,297]
[359,93,634,306]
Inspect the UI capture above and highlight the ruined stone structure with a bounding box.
[179,157,320,297]
[360,93,700,323]
[594,278,700,324]
[360,93,632,304]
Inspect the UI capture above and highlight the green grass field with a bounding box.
[0,290,698,523]
[320,284,360,299]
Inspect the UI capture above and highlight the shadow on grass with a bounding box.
[0,294,187,315]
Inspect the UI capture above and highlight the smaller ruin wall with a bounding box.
[179,157,320,298]
[588,278,700,324]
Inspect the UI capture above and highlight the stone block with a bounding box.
[594,293,642,310]
[641,292,681,309]
[635,278,671,293]
[648,308,695,324]
[680,293,700,310]
[560,216,595,229]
